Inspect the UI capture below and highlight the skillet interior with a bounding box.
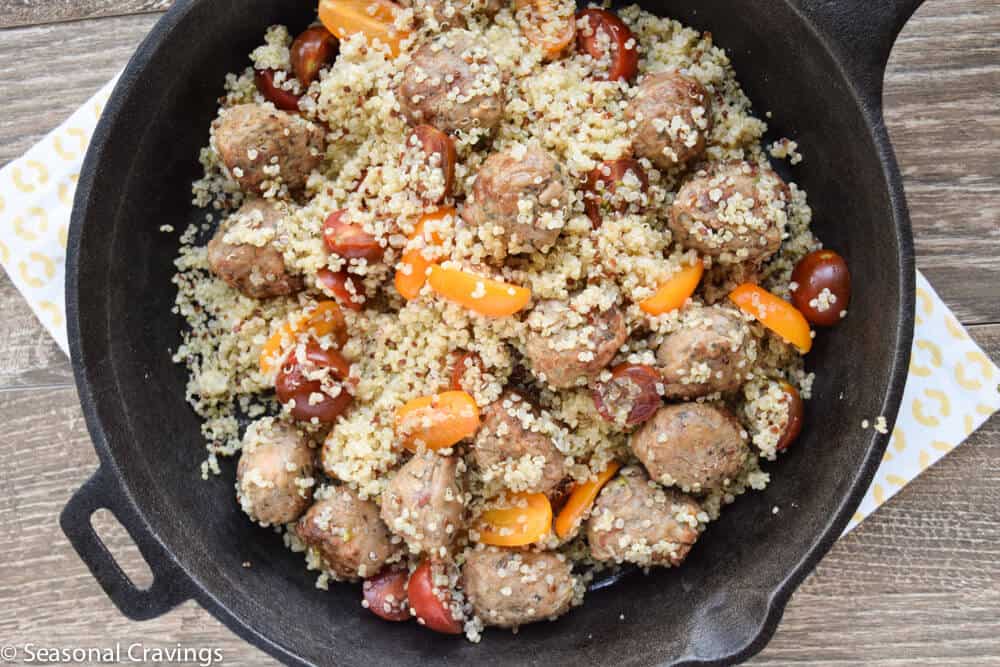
[68,0,912,664]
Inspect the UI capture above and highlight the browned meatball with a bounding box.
[236,418,315,526]
[212,103,325,195]
[207,199,304,299]
[525,301,629,389]
[472,391,567,495]
[626,70,713,170]
[398,31,505,135]
[630,403,750,494]
[669,161,790,265]
[462,145,570,258]
[656,307,752,398]
[404,0,503,28]
[380,452,465,557]
[296,487,396,579]
[586,465,702,567]
[462,548,578,628]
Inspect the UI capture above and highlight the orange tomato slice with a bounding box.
[729,283,813,354]
[319,0,410,57]
[428,266,531,317]
[394,207,452,301]
[259,301,347,375]
[553,461,621,539]
[515,0,576,60]
[639,258,704,316]
[395,390,481,451]
[476,492,553,547]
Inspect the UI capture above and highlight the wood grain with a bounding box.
[0,14,160,164]
[0,0,170,29]
[883,0,1000,326]
[0,0,997,665]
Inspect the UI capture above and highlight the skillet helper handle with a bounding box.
[795,0,926,105]
[60,464,193,620]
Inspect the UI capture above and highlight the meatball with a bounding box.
[586,465,702,567]
[381,452,465,556]
[626,70,713,170]
[462,548,578,628]
[656,307,752,398]
[630,403,750,494]
[296,487,396,580]
[669,161,790,265]
[207,199,304,299]
[398,31,505,135]
[525,301,629,389]
[212,103,325,194]
[462,145,570,259]
[236,418,315,525]
[472,391,567,495]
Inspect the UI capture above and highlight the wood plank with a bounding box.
[883,0,1000,326]
[0,0,170,29]
[0,272,72,390]
[0,13,160,164]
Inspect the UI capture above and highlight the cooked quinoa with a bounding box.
[170,0,828,642]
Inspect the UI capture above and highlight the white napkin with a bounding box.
[1,79,997,533]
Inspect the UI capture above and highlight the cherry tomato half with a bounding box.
[449,351,485,393]
[362,567,410,622]
[409,125,457,203]
[775,382,804,452]
[592,363,662,426]
[407,560,463,635]
[291,26,339,86]
[254,69,302,112]
[576,8,639,82]
[791,249,851,327]
[323,210,384,262]
[276,341,353,423]
[316,268,365,312]
[583,158,649,228]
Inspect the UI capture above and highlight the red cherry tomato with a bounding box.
[592,363,662,426]
[409,125,457,203]
[316,269,365,312]
[583,159,649,228]
[775,382,804,452]
[363,567,410,622]
[407,560,463,635]
[291,26,338,86]
[791,249,851,327]
[276,341,353,423]
[576,9,639,82]
[254,69,302,112]
[323,210,384,262]
[449,351,485,393]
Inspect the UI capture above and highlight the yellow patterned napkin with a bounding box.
[1,80,997,532]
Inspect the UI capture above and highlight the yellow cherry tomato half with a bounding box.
[553,461,622,540]
[259,301,347,375]
[476,492,553,547]
[395,207,452,301]
[395,390,481,451]
[319,0,410,57]
[639,258,704,316]
[729,283,813,353]
[428,266,531,317]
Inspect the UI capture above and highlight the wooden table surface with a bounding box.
[1,1,997,664]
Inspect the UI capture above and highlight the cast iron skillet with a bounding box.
[61,0,919,664]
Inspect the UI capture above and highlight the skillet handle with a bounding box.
[60,464,193,620]
[794,0,926,105]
